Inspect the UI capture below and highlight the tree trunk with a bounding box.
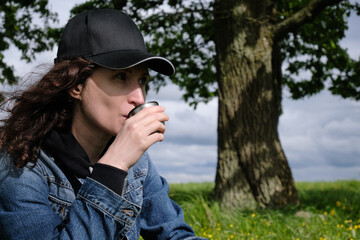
[213,0,300,209]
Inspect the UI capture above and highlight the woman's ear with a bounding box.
[69,84,84,100]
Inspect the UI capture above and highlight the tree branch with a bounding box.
[274,0,343,40]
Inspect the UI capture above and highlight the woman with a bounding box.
[0,9,206,240]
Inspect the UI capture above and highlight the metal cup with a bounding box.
[128,101,160,118]
[128,101,165,130]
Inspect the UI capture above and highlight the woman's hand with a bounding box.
[98,105,168,171]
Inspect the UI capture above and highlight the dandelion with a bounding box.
[252,213,256,218]
[229,224,233,228]
[324,211,328,215]
[336,201,342,207]
[330,209,335,216]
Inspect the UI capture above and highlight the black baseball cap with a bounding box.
[55,9,175,76]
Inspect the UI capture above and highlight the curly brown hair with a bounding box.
[0,58,97,168]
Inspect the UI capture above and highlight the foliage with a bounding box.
[280,0,360,101]
[168,180,360,240]
[0,0,60,85]
[1,0,359,106]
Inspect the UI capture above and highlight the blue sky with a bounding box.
[2,0,360,183]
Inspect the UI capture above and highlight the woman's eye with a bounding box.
[139,77,149,86]
[116,72,127,81]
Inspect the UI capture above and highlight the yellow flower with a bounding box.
[252,213,256,218]
[229,224,233,228]
[323,211,328,215]
[330,209,335,216]
[336,201,342,207]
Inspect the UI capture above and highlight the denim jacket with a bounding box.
[0,150,206,240]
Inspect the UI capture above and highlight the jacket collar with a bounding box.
[42,130,91,178]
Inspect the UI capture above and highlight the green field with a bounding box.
[168,180,360,240]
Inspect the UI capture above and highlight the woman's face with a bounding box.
[74,64,149,137]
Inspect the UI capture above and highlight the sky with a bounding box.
[1,0,359,183]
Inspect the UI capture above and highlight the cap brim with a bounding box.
[89,50,175,76]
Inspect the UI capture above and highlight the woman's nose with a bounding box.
[128,85,145,106]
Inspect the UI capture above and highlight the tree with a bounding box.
[0,0,60,87]
[1,0,359,209]
[213,0,359,209]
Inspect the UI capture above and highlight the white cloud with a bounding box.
[148,142,217,183]
[279,89,360,179]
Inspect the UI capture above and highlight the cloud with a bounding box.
[292,165,360,182]
[148,142,217,183]
[279,89,360,180]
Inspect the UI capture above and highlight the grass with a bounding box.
[168,180,360,240]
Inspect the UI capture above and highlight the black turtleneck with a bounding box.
[42,130,127,196]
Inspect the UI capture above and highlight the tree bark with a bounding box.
[213,0,299,209]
